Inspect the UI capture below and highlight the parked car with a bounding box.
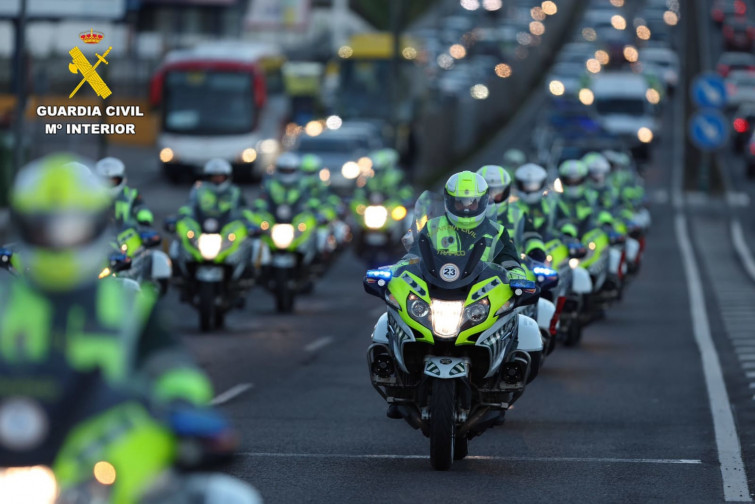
[716,51,755,77]
[725,70,755,109]
[722,16,755,51]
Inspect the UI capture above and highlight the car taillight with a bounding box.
[736,0,747,15]
[750,142,755,156]
[718,64,730,76]
[734,118,749,133]
[713,9,723,22]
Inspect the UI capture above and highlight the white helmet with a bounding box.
[95,157,126,197]
[203,158,233,191]
[583,152,611,188]
[476,165,511,219]
[514,163,548,205]
[274,152,302,186]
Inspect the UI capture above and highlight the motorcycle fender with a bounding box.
[272,253,296,268]
[423,356,469,379]
[150,250,172,280]
[371,312,389,344]
[536,298,555,332]
[196,265,224,282]
[625,237,640,263]
[571,267,593,294]
[515,314,543,352]
[609,247,622,275]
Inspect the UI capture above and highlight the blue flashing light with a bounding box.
[510,279,536,290]
[366,269,392,281]
[532,266,558,278]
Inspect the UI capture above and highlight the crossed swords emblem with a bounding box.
[68,46,112,99]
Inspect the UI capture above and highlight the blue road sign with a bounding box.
[691,73,728,108]
[689,109,729,151]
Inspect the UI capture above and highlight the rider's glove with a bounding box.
[507,267,527,281]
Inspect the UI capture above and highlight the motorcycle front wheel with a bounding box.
[429,379,456,471]
[274,268,295,313]
[198,282,216,332]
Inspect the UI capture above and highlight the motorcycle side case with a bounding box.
[625,237,640,263]
[150,250,173,280]
[515,314,543,352]
[571,266,593,294]
[536,298,556,333]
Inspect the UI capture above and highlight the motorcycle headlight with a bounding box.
[364,205,388,230]
[271,223,295,249]
[198,233,222,260]
[463,298,490,326]
[431,299,464,338]
[408,295,430,319]
[0,466,58,504]
[391,205,407,221]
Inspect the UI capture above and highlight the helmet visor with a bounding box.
[516,179,544,193]
[445,192,488,218]
[109,176,124,187]
[16,212,109,250]
[561,175,586,187]
[489,185,511,204]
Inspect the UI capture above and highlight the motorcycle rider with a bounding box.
[502,148,527,174]
[554,159,596,238]
[255,152,321,215]
[477,165,547,262]
[359,148,414,204]
[583,152,617,227]
[178,158,256,226]
[423,171,526,279]
[95,156,154,227]
[0,154,228,501]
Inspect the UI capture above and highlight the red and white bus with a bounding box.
[150,41,289,181]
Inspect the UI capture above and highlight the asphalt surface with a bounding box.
[22,3,755,503]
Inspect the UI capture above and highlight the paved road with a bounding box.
[21,2,755,502]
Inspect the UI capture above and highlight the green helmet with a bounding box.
[444,171,489,230]
[476,165,511,218]
[371,148,399,173]
[582,152,610,187]
[300,153,323,175]
[558,159,588,199]
[502,148,526,169]
[11,154,111,291]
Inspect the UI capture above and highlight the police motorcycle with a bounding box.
[365,197,542,471]
[253,196,321,313]
[98,224,172,296]
[165,205,259,333]
[351,190,413,268]
[0,359,262,504]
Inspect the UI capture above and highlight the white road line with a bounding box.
[747,372,755,379]
[741,362,755,369]
[749,383,755,389]
[731,220,755,284]
[210,383,254,406]
[737,355,755,361]
[304,336,334,353]
[238,452,702,465]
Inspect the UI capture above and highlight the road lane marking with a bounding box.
[676,215,751,501]
[210,383,254,406]
[238,452,702,464]
[304,336,333,353]
[731,220,755,284]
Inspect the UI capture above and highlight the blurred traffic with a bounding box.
[1,0,755,502]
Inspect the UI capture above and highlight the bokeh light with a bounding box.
[582,27,597,41]
[623,45,639,62]
[470,84,490,99]
[663,10,679,26]
[611,15,627,30]
[579,88,595,105]
[549,80,565,96]
[595,50,610,65]
[646,88,661,104]
[541,1,557,15]
[338,46,353,58]
[586,58,602,73]
[460,0,480,10]
[495,63,512,78]
[530,21,546,36]
[636,25,651,40]
[449,44,467,59]
[531,6,546,21]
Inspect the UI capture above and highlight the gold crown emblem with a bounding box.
[79,29,104,44]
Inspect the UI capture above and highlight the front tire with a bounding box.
[198,282,216,332]
[274,268,295,313]
[429,379,456,471]
[563,321,582,347]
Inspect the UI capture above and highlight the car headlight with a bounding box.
[637,127,653,143]
[569,258,580,269]
[364,205,389,229]
[159,147,174,163]
[198,233,222,260]
[431,299,464,338]
[342,161,360,179]
[0,466,58,504]
[241,148,257,163]
[271,223,295,249]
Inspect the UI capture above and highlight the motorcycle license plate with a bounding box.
[196,266,223,282]
[272,254,296,268]
[365,232,388,246]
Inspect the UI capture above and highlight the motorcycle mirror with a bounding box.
[363,269,391,299]
[568,244,587,259]
[510,279,539,307]
[164,216,178,234]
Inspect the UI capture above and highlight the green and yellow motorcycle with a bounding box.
[364,215,542,471]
